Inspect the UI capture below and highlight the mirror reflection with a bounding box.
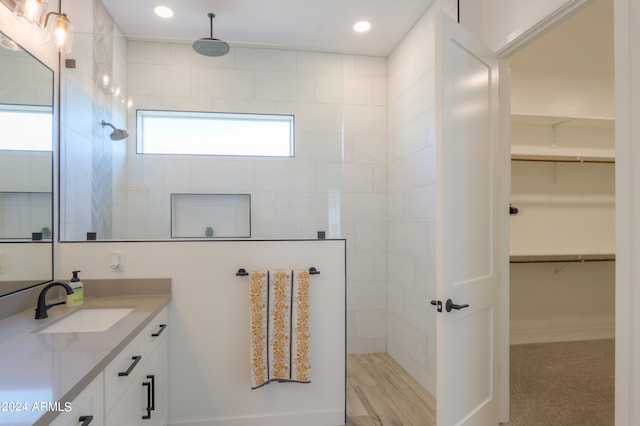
[0,31,54,294]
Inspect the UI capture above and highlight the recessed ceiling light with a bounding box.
[154,5,174,18]
[353,21,371,33]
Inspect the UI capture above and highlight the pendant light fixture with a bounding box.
[13,0,74,53]
[193,13,230,57]
[44,12,74,53]
[13,0,47,24]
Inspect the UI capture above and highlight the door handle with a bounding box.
[445,299,469,312]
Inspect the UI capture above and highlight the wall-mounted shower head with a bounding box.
[101,120,129,141]
[193,13,230,57]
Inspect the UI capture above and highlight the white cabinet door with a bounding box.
[105,308,168,426]
[104,365,144,426]
[50,373,104,426]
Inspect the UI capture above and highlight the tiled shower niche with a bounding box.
[171,193,251,238]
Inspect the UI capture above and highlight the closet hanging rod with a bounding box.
[511,157,615,164]
[235,267,320,276]
[510,255,615,264]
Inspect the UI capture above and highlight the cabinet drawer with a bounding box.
[141,307,168,356]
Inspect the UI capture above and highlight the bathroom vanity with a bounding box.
[0,280,170,425]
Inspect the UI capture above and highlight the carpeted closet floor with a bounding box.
[508,339,615,426]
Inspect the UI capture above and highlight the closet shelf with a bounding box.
[511,114,614,128]
[511,114,615,163]
[511,147,614,163]
[510,254,615,264]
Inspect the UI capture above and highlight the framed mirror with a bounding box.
[0,30,54,296]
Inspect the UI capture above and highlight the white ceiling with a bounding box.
[99,0,436,57]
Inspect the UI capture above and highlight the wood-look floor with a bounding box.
[346,353,436,426]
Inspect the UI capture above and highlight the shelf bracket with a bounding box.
[551,118,576,149]
[553,262,570,277]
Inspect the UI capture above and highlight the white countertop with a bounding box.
[0,294,170,425]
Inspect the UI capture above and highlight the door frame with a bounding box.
[492,0,597,423]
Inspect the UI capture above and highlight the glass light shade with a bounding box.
[13,0,48,24]
[46,13,74,54]
[0,34,21,51]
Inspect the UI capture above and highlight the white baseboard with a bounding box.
[510,325,615,345]
[168,409,345,426]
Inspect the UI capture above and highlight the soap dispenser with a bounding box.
[66,270,84,307]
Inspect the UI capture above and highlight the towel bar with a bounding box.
[236,267,320,276]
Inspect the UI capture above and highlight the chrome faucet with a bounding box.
[35,281,74,319]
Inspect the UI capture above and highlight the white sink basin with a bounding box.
[38,308,134,333]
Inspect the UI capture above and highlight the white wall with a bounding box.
[58,240,346,426]
[511,69,613,118]
[510,262,615,344]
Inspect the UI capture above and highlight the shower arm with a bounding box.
[101,120,116,130]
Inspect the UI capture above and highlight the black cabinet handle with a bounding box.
[118,355,142,376]
[78,415,93,425]
[142,381,152,419]
[151,324,167,337]
[147,374,156,410]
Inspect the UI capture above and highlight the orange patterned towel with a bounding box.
[249,270,311,389]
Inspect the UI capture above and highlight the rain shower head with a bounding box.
[101,120,129,141]
[193,13,230,57]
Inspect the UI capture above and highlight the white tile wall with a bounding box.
[122,42,388,352]
[340,54,388,354]
[61,0,128,241]
[0,193,51,239]
[386,0,456,395]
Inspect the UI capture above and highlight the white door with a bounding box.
[434,11,501,426]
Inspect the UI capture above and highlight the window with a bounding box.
[0,105,52,151]
[137,110,294,157]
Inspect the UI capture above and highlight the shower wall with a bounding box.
[123,43,388,353]
[60,0,127,241]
